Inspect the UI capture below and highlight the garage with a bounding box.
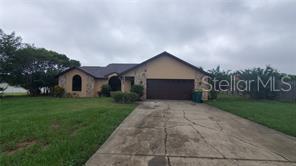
[146,79,194,100]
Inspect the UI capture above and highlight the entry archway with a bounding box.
[108,76,121,91]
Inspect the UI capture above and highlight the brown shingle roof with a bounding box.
[57,51,209,78]
[57,64,138,79]
[80,64,138,78]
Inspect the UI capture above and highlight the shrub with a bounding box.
[209,90,218,100]
[131,85,144,99]
[53,85,65,97]
[65,93,73,98]
[126,92,138,103]
[111,91,138,103]
[111,91,124,103]
[101,84,112,97]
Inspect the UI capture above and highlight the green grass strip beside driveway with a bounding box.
[207,96,296,137]
[0,97,136,166]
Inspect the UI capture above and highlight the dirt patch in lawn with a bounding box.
[51,121,60,130]
[6,139,38,156]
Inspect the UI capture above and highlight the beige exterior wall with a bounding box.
[122,79,132,92]
[58,55,209,99]
[94,79,108,95]
[58,69,107,97]
[123,55,209,100]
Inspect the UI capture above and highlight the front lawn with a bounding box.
[207,95,296,137]
[0,97,136,165]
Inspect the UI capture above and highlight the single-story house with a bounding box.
[57,51,210,100]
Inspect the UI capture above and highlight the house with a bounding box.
[57,51,210,100]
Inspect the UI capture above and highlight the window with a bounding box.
[72,75,82,91]
[108,76,121,91]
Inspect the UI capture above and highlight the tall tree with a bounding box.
[237,66,282,99]
[0,29,80,95]
[208,66,232,99]
[0,29,22,82]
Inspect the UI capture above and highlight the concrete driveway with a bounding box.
[86,101,296,166]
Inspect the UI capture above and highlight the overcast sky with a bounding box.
[0,0,295,74]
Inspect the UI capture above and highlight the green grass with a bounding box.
[207,95,296,137]
[0,97,136,165]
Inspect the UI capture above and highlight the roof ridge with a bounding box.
[108,63,139,65]
[81,66,103,68]
[119,51,210,76]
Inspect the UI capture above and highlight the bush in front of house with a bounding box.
[130,85,144,99]
[53,85,65,97]
[101,84,112,97]
[209,90,218,100]
[65,92,73,98]
[111,91,138,103]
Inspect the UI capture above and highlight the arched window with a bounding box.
[108,76,121,91]
[72,75,82,91]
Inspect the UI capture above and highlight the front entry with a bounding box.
[109,76,121,91]
[146,79,194,100]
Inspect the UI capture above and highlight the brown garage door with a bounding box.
[147,79,194,100]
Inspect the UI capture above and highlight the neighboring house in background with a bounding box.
[57,51,210,100]
[0,83,28,94]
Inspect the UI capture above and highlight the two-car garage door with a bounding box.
[146,79,194,100]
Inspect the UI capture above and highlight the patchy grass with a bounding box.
[207,95,296,137]
[0,97,136,165]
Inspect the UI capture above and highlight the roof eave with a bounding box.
[56,67,98,78]
[104,72,119,77]
[119,51,211,76]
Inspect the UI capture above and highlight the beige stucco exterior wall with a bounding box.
[123,55,209,100]
[94,79,108,95]
[121,79,132,92]
[58,69,108,97]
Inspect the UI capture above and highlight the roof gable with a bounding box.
[120,51,209,76]
[57,67,97,78]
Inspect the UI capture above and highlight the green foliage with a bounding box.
[237,66,281,99]
[111,91,124,102]
[289,75,296,80]
[208,66,231,92]
[65,92,73,98]
[111,91,138,103]
[208,66,232,100]
[209,90,218,100]
[130,84,144,99]
[53,85,65,97]
[0,29,22,83]
[0,29,21,81]
[101,84,112,97]
[0,29,80,95]
[208,65,287,100]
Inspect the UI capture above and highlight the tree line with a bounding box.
[208,66,296,100]
[0,29,80,95]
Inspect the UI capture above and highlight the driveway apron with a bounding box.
[86,101,296,166]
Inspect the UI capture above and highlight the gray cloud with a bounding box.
[0,0,295,74]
